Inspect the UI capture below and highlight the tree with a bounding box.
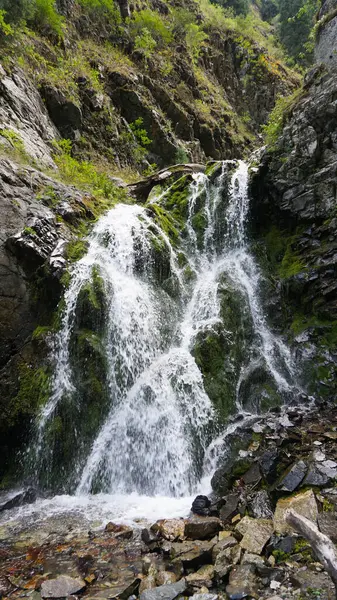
[211,0,250,16]
[277,0,319,65]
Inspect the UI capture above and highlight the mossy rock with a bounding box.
[74,265,107,332]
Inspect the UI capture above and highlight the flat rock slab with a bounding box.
[41,576,86,598]
[277,460,307,492]
[185,517,221,540]
[140,578,186,600]
[236,517,273,554]
[170,540,214,564]
[274,489,318,534]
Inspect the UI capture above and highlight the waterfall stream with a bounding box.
[11,160,300,525]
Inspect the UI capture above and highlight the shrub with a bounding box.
[134,28,157,62]
[0,10,13,34]
[129,118,152,147]
[129,9,172,48]
[78,0,121,25]
[262,88,303,148]
[185,23,208,62]
[0,0,63,36]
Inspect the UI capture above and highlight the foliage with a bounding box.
[78,0,121,26]
[134,28,156,61]
[262,88,303,148]
[174,147,189,164]
[0,0,64,37]
[185,23,208,62]
[129,118,151,147]
[277,0,319,66]
[212,0,250,16]
[129,9,172,49]
[0,10,13,35]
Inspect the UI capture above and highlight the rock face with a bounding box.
[251,62,337,400]
[0,67,57,167]
[315,1,337,69]
[0,158,97,475]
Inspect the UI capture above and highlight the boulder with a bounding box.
[226,564,257,600]
[151,519,185,541]
[170,540,215,567]
[250,490,273,519]
[41,576,86,598]
[235,517,273,555]
[186,564,214,589]
[276,460,307,492]
[273,490,318,534]
[212,536,237,561]
[140,578,186,600]
[219,494,239,522]
[184,517,221,540]
[191,495,211,516]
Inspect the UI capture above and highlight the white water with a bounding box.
[6,160,299,528]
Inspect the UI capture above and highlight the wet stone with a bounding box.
[242,463,261,486]
[276,460,307,492]
[258,448,278,483]
[41,576,86,598]
[140,578,186,600]
[152,519,185,541]
[191,495,211,516]
[303,464,330,487]
[184,517,221,540]
[219,494,239,522]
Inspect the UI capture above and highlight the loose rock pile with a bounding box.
[1,405,337,600]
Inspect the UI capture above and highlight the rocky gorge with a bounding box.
[1,0,337,598]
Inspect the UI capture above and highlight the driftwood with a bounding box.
[286,509,337,597]
[127,163,206,202]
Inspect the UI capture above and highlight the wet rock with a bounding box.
[219,494,239,522]
[303,464,330,487]
[41,85,82,138]
[258,448,279,483]
[191,495,211,516]
[184,517,221,540]
[0,488,36,512]
[242,463,261,486]
[250,490,273,519]
[274,490,318,534]
[186,564,214,589]
[170,540,215,567]
[226,564,257,600]
[276,460,307,492]
[139,566,157,595]
[140,578,186,600]
[41,576,86,598]
[235,517,273,554]
[318,512,337,543]
[141,528,159,545]
[152,519,185,541]
[105,522,133,539]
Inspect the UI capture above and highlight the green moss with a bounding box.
[147,203,180,243]
[32,325,51,339]
[23,226,37,236]
[7,364,51,427]
[66,239,88,262]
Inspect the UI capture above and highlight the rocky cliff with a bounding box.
[251,3,337,403]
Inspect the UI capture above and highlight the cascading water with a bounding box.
[16,159,299,525]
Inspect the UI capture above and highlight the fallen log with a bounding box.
[286,508,337,598]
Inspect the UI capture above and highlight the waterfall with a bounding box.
[21,159,299,523]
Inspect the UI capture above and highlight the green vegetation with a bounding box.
[7,364,51,427]
[262,88,304,148]
[0,0,64,37]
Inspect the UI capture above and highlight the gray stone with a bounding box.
[219,494,239,522]
[258,448,278,483]
[290,569,335,599]
[212,536,237,561]
[41,576,86,598]
[274,490,318,534]
[277,460,307,492]
[226,564,257,600]
[184,517,221,540]
[250,490,273,519]
[235,517,273,554]
[318,512,337,543]
[303,464,330,487]
[140,578,186,600]
[170,540,214,566]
